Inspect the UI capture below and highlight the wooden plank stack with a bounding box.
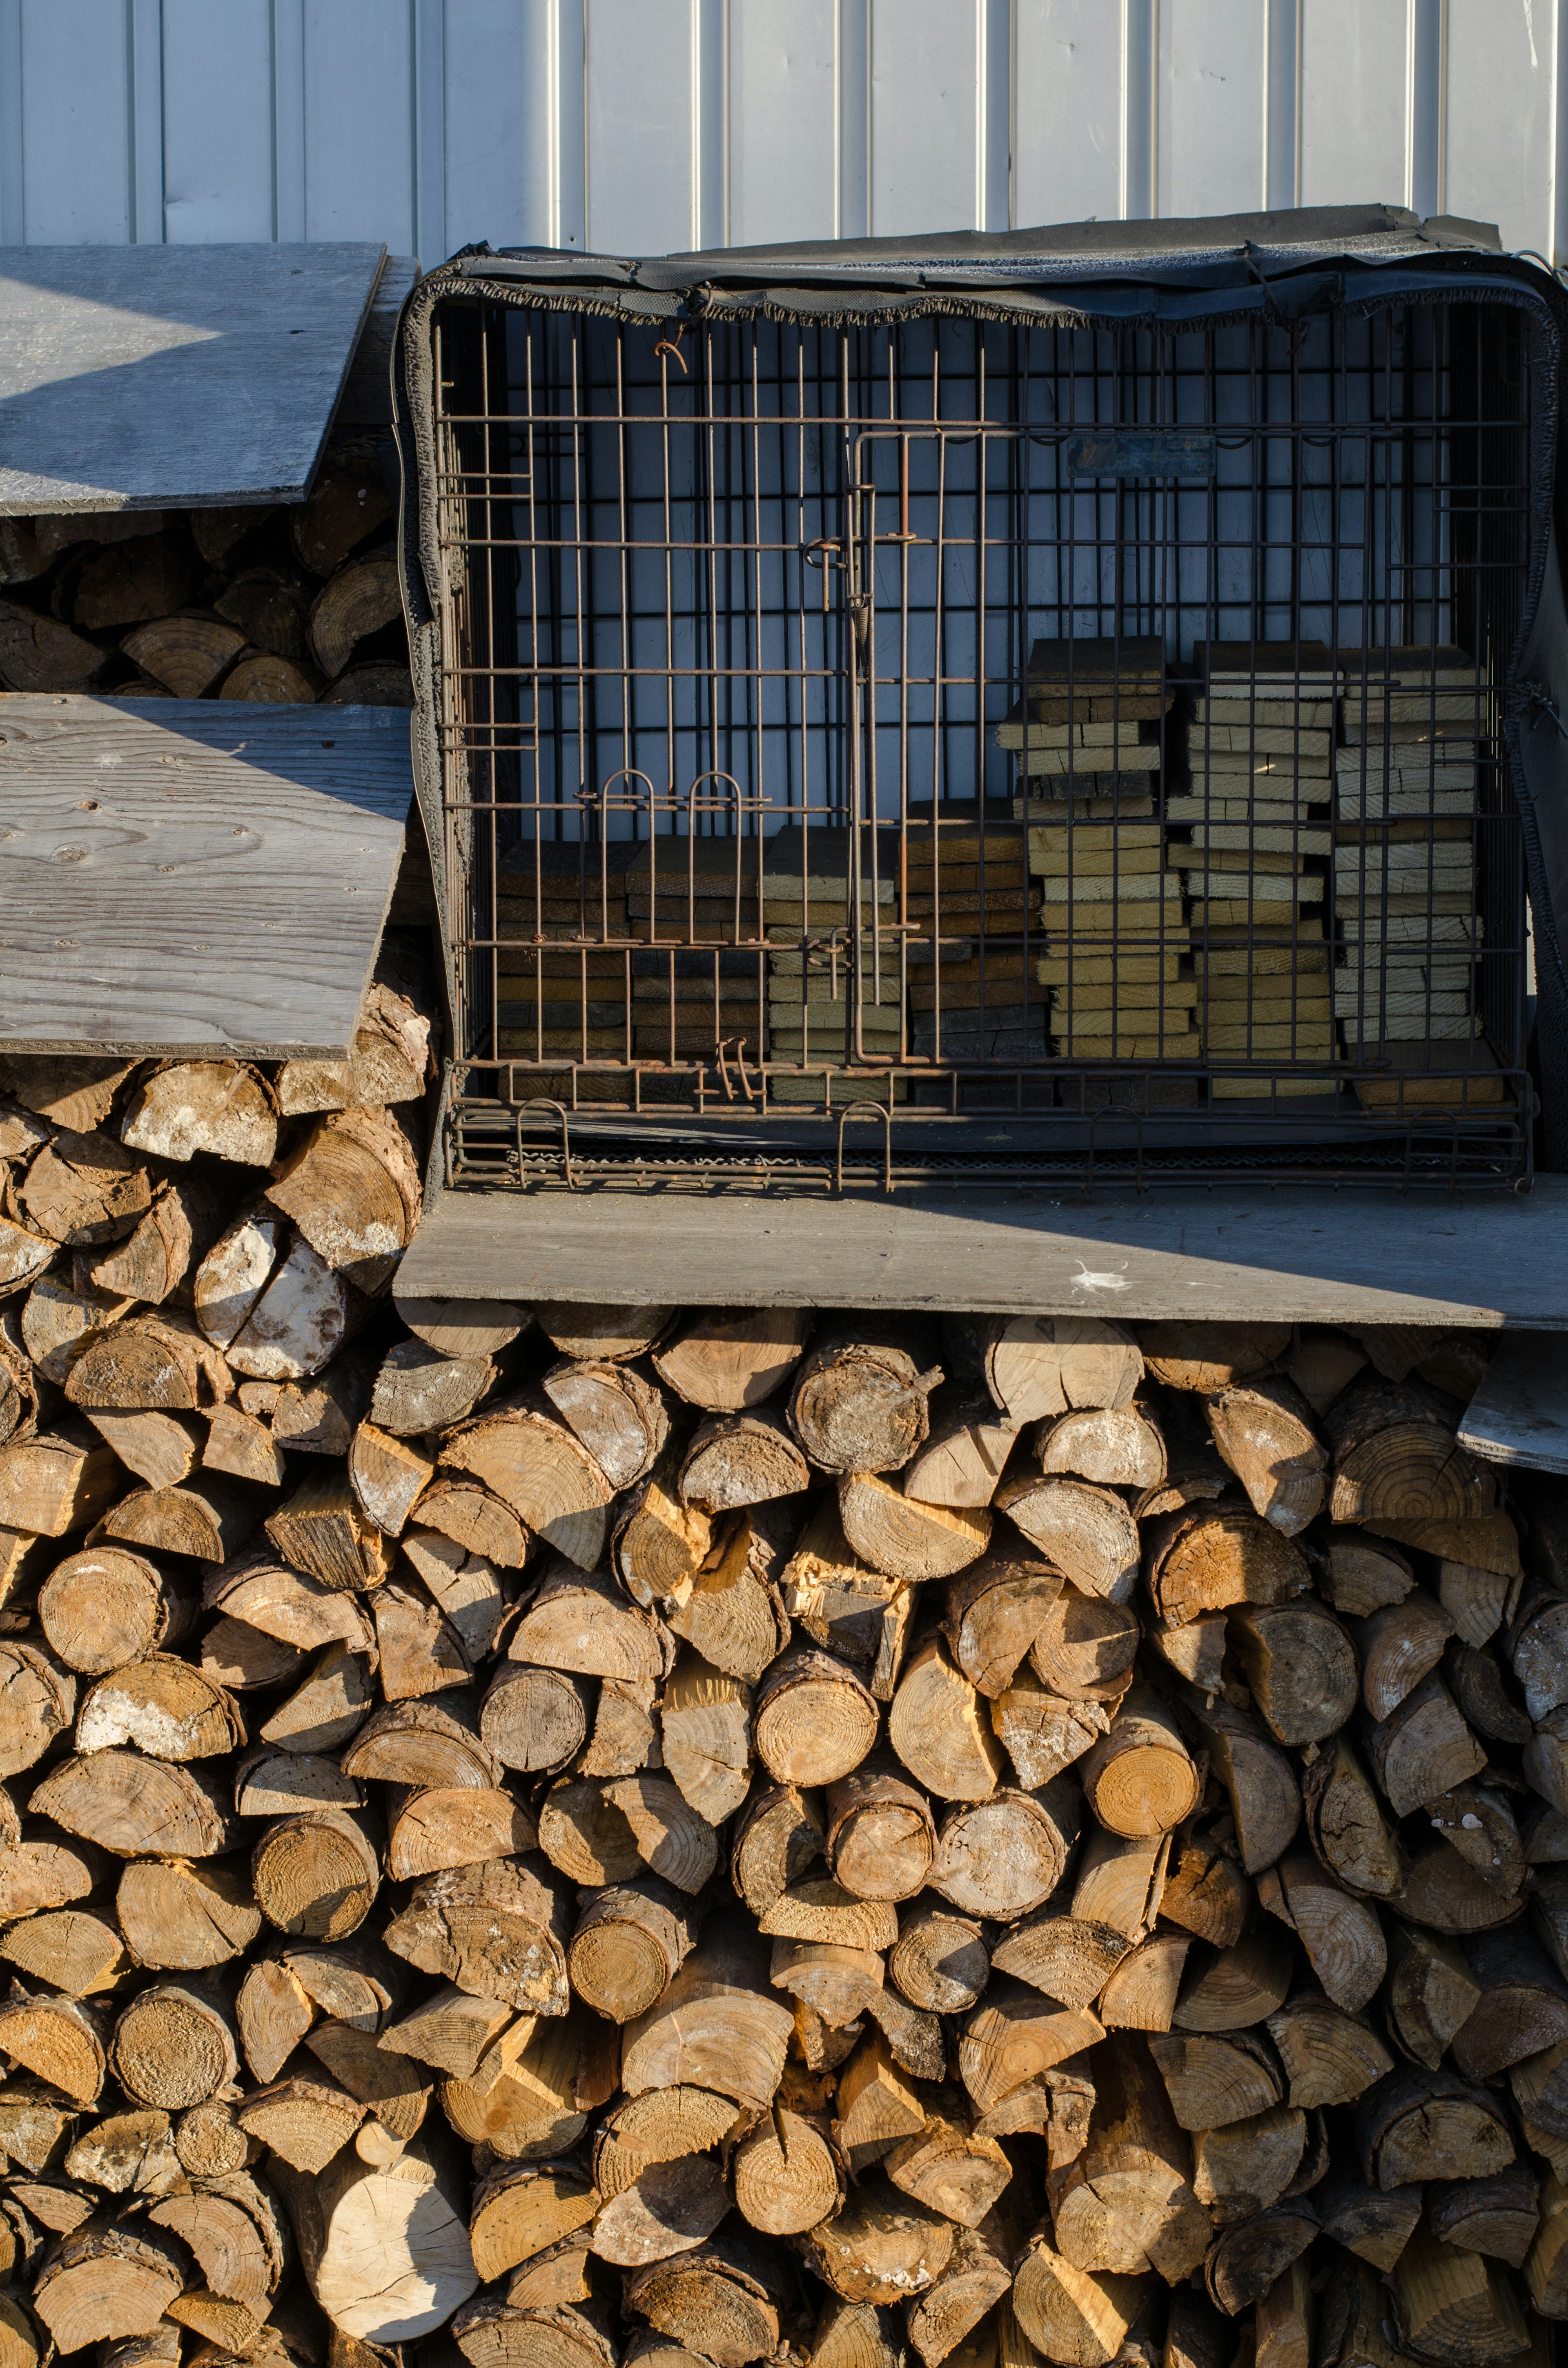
[764,832,901,1095]
[1174,649,1337,1099]
[1332,652,1491,1110]
[1006,642,1196,1071]
[0,1109,1565,2368]
[0,439,412,709]
[905,815,1046,1064]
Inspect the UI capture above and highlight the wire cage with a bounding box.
[396,221,1557,1194]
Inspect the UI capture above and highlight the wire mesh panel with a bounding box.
[422,286,1533,1190]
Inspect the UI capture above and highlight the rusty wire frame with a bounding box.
[422,288,1533,1192]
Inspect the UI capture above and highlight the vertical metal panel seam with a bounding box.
[839,0,868,238]
[697,0,726,249]
[128,0,165,241]
[414,0,446,268]
[1436,0,1449,212]
[1555,0,1568,262]
[0,0,24,243]
[554,0,587,249]
[272,0,307,241]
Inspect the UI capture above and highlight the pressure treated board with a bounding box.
[1459,1329,1568,1470]
[0,242,385,513]
[396,1175,1568,1328]
[0,696,412,1057]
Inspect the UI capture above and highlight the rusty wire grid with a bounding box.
[421,290,1532,1192]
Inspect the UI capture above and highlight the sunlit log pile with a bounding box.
[0,1087,1562,2368]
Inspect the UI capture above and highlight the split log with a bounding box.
[1229,1601,1358,1744]
[839,1472,992,1584]
[1010,2233,1146,2367]
[1428,2163,1540,2268]
[959,1980,1105,2117]
[277,2137,477,2342]
[1205,1379,1326,1535]
[1190,2106,1306,2222]
[1036,1403,1166,1492]
[1447,1927,1568,2080]
[1174,1927,1295,2032]
[1049,2032,1211,2278]
[568,1880,696,2023]
[30,2224,187,2352]
[733,2105,841,2234]
[889,1906,991,2014]
[443,1403,613,1570]
[890,1635,1005,1799]
[991,1670,1110,1789]
[1179,1695,1301,1874]
[1391,2220,1528,2368]
[1326,1382,1494,1525]
[383,1858,571,2015]
[1303,1734,1407,1899]
[827,1762,937,1901]
[1140,1324,1291,1393]
[651,1311,809,1411]
[510,1566,668,1685]
[1315,2176,1423,2272]
[958,1317,1144,1421]
[1146,2030,1284,2131]
[620,1918,793,2110]
[993,1475,1139,1603]
[669,1506,791,1682]
[1357,2064,1517,2188]
[672,1412,806,1511]
[1204,2202,1316,2316]
[944,1543,1062,1695]
[808,2173,955,2307]
[1265,1992,1392,2107]
[1318,1529,1417,1617]
[904,1393,1019,1507]
[1030,1585,1140,1701]
[1359,1673,1486,1817]
[1159,1829,1252,1949]
[1359,1588,1456,1719]
[1268,1855,1386,2013]
[1144,1507,1310,1630]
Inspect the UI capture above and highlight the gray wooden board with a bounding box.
[1459,1330,1568,1471]
[396,1175,1568,1327]
[0,696,411,1056]
[0,243,385,512]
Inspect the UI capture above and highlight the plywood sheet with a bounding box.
[0,695,411,1057]
[1459,1330,1568,1472]
[396,1177,1568,1328]
[0,242,385,513]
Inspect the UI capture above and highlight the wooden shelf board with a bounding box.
[0,695,412,1057]
[1459,1329,1568,1471]
[395,1174,1568,1327]
[0,241,385,512]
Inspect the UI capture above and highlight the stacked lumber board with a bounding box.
[0,1182,1565,2368]
[0,439,412,708]
[1003,642,1195,1079]
[1174,649,1336,1100]
[1332,652,1497,1113]
[906,814,1045,1066]
[764,832,900,1096]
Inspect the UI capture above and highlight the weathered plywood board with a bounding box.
[0,242,385,513]
[0,696,412,1057]
[1459,1329,1568,1472]
[396,1177,1568,1328]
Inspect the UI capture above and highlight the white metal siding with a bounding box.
[0,0,1565,266]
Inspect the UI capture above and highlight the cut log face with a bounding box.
[1358,2064,1517,2189]
[1303,1733,1407,1899]
[1228,1601,1358,1745]
[755,1645,879,1787]
[1078,1684,1200,1838]
[1180,1696,1301,1875]
[1274,1855,1387,2013]
[1320,1527,1415,1617]
[1145,1506,1310,1629]
[904,1393,1020,1508]
[839,1472,993,1585]
[1326,1381,1495,1526]
[1147,2029,1284,2131]
[1360,1672,1487,1818]
[544,1358,669,1494]
[787,1324,942,1476]
[944,1543,1063,1697]
[1205,1378,1327,1536]
[652,1309,810,1411]
[890,1635,1005,1800]
[38,1544,187,1695]
[1359,1587,1457,1720]
[993,1475,1139,1603]
[1010,2232,1147,2368]
[827,1763,937,1902]
[442,1405,613,1570]
[510,1566,668,1684]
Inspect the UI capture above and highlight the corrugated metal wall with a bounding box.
[0,0,1564,266]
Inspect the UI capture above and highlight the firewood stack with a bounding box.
[0,1137,1566,2368]
[0,438,411,707]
